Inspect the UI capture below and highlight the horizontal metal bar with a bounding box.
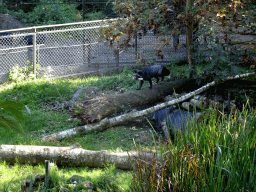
[38,42,100,50]
[0,45,32,51]
[0,19,117,33]
[20,1,110,5]
[37,25,108,34]
[0,49,29,56]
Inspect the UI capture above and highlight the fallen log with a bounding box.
[72,79,195,124]
[0,144,158,170]
[42,72,255,141]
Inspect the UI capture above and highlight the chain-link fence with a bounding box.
[0,19,187,83]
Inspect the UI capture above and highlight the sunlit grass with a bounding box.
[0,162,133,191]
[0,67,158,190]
[0,65,255,191]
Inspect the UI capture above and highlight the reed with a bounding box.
[131,103,256,191]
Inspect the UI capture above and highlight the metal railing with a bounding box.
[0,19,187,83]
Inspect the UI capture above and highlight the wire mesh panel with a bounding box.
[0,19,187,83]
[0,31,35,81]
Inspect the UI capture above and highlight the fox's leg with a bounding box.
[136,80,144,90]
[155,77,159,84]
[148,79,153,89]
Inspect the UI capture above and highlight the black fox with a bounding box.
[133,64,170,90]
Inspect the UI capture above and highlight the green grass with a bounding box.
[0,66,162,191]
[0,74,158,147]
[0,64,255,191]
[131,104,256,191]
[0,162,133,191]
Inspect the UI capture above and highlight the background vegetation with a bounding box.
[100,0,256,83]
[0,0,114,26]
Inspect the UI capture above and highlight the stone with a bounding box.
[59,188,70,192]
[21,175,45,192]
[69,174,85,184]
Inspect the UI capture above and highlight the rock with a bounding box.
[0,13,23,30]
[34,174,45,185]
[60,188,70,192]
[21,175,45,192]
[181,102,194,111]
[190,95,208,109]
[21,180,31,192]
[69,174,85,184]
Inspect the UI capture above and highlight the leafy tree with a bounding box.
[191,0,256,82]
[101,0,256,82]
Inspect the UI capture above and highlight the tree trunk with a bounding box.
[0,144,158,170]
[186,0,194,66]
[72,79,193,124]
[43,72,255,141]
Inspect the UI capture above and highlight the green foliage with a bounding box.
[0,4,9,14]
[100,0,186,49]
[120,65,133,76]
[96,66,136,91]
[0,66,157,145]
[0,161,133,191]
[131,106,256,191]
[191,20,252,84]
[0,101,24,134]
[50,164,60,188]
[0,64,255,191]
[190,1,256,82]
[4,1,114,27]
[8,61,40,83]
[10,3,81,26]
[95,165,121,191]
[102,0,256,84]
[83,11,106,21]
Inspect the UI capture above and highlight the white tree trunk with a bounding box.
[42,72,255,141]
[0,144,158,170]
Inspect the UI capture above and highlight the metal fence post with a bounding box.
[45,160,51,190]
[83,29,86,67]
[87,30,92,67]
[115,47,119,69]
[135,34,138,60]
[33,28,37,77]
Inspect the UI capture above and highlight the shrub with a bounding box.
[8,61,40,82]
[10,4,81,26]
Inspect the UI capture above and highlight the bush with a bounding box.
[0,4,9,14]
[8,61,40,82]
[10,4,82,26]
[83,11,106,21]
[191,24,247,84]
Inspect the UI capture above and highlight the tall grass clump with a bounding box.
[130,104,256,191]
